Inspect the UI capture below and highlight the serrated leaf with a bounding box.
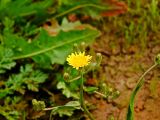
[0,64,48,98]
[0,107,19,120]
[44,18,82,35]
[51,101,80,117]
[3,26,100,68]
[57,81,79,99]
[0,96,21,120]
[0,46,16,74]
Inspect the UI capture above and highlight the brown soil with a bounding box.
[90,31,160,120]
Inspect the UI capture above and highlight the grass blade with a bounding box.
[127,63,157,120]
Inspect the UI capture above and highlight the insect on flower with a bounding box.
[66,52,92,70]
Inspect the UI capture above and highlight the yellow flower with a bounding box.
[66,52,92,70]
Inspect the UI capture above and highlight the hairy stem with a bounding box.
[80,70,95,120]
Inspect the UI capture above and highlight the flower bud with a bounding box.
[73,43,78,47]
[63,72,70,81]
[96,53,102,66]
[80,42,86,51]
[155,53,160,65]
[32,99,37,105]
[115,90,120,95]
[111,90,120,99]
[73,43,79,52]
[108,88,113,92]
[32,99,46,111]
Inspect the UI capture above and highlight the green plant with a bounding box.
[56,51,95,120]
[149,0,159,19]
[0,96,26,120]
[108,0,159,50]
[0,0,129,119]
[0,47,16,73]
[0,0,54,21]
[1,18,100,68]
[0,64,48,98]
[36,50,109,119]
[49,101,81,118]
[127,53,160,120]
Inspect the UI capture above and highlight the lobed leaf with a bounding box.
[50,101,80,118]
[3,26,100,68]
[0,46,16,74]
[57,81,79,99]
[0,64,48,98]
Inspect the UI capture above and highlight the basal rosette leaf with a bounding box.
[0,0,54,21]
[3,26,100,68]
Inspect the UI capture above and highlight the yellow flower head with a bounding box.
[66,52,92,70]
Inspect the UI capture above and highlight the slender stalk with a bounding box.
[80,70,95,120]
[44,107,55,111]
[137,63,157,83]
[127,63,158,120]
[66,76,81,83]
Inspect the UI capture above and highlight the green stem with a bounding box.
[80,70,95,120]
[53,4,109,19]
[127,63,158,120]
[137,63,157,83]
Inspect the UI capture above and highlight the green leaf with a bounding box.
[57,17,82,32]
[0,107,19,120]
[3,26,100,68]
[2,17,15,33]
[0,46,16,74]
[0,96,21,120]
[84,86,98,94]
[0,0,54,21]
[56,0,108,19]
[51,101,80,117]
[127,79,144,120]
[57,81,79,99]
[127,64,157,120]
[0,64,48,98]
